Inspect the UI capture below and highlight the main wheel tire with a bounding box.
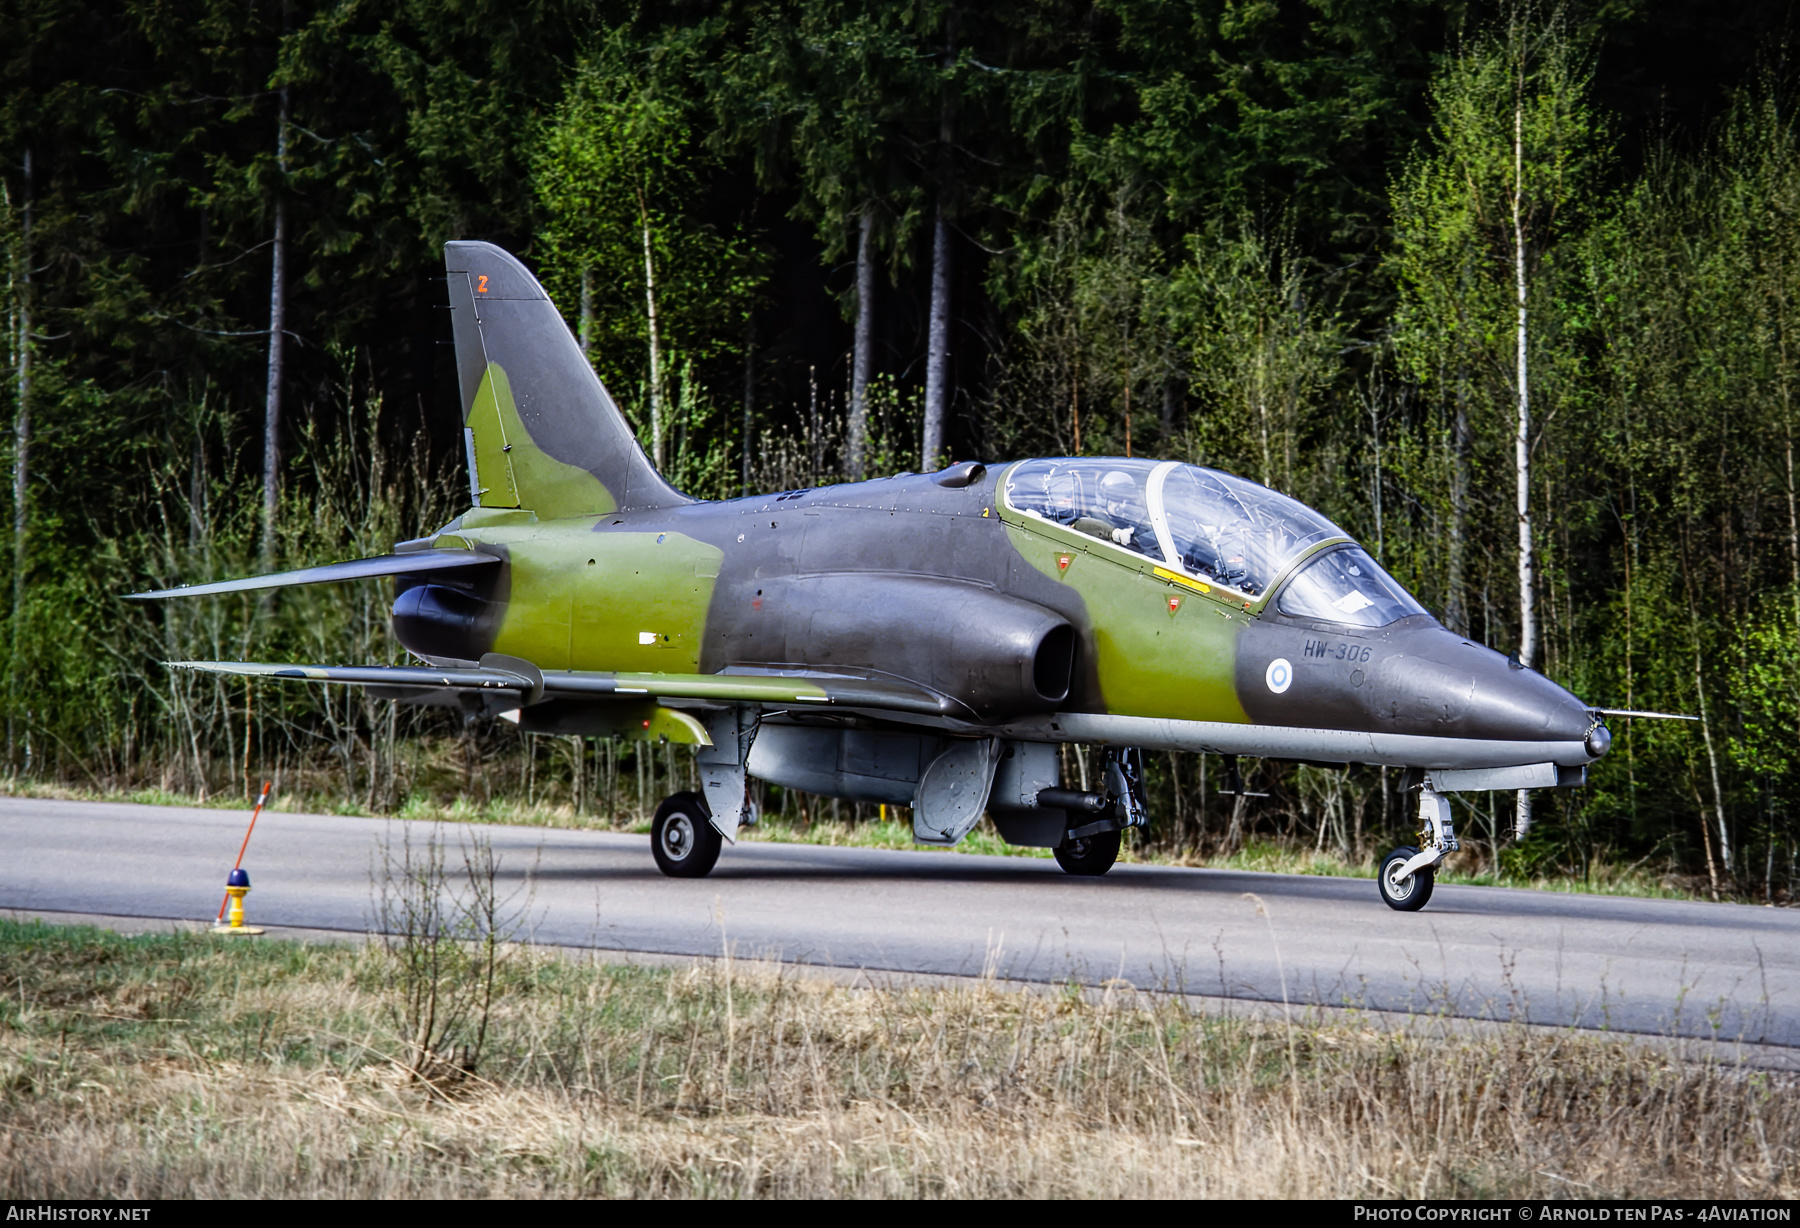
[1054,829,1121,876]
[1378,845,1434,911]
[651,791,722,878]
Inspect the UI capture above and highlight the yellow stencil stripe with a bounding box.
[1154,566,1211,594]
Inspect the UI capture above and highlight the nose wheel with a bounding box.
[1378,846,1434,911]
[1377,783,1456,910]
[651,791,723,878]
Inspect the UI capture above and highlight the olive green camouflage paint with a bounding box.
[466,362,620,515]
[998,501,1251,724]
[432,479,1255,727]
[439,520,722,674]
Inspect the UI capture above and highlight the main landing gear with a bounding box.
[651,791,722,878]
[1046,746,1146,878]
[1378,783,1457,911]
[1054,829,1121,876]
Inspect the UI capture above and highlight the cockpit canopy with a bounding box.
[1274,545,1426,627]
[1004,457,1427,627]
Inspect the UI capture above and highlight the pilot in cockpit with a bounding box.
[1178,527,1256,593]
[1071,469,1156,555]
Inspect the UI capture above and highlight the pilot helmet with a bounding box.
[1100,469,1137,516]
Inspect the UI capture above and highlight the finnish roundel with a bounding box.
[1265,658,1294,695]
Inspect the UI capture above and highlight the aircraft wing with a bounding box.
[165,660,960,717]
[125,550,499,600]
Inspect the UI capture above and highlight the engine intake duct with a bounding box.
[1030,623,1076,707]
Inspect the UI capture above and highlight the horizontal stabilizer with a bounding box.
[126,551,499,600]
[165,660,960,717]
[167,659,541,692]
[1593,708,1699,721]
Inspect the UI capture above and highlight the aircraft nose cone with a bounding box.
[1236,620,1601,761]
[1463,658,1594,744]
[1366,629,1595,746]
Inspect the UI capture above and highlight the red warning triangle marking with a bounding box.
[1168,596,1182,614]
[1056,553,1073,574]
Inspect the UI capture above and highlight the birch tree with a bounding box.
[717,3,932,477]
[262,54,290,572]
[1389,7,1601,837]
[5,150,27,769]
[536,41,758,475]
[1180,218,1336,493]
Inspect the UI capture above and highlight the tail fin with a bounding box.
[445,241,690,517]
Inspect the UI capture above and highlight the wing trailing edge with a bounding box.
[163,660,961,717]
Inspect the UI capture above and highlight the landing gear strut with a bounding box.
[1378,783,1457,911]
[1049,747,1146,878]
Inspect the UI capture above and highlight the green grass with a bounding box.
[1212,839,1700,900]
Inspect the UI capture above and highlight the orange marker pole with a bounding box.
[218,781,273,923]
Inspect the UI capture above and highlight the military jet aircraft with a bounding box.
[131,240,1624,911]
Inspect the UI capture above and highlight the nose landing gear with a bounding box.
[1378,845,1434,910]
[1378,783,1457,911]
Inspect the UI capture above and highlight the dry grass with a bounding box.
[0,919,1794,1199]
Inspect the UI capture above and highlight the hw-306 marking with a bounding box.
[132,241,1650,912]
[1302,638,1373,663]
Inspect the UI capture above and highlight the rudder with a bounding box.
[445,241,690,518]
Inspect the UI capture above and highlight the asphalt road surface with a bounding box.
[1,796,1794,1047]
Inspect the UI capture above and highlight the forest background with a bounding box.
[0,0,1795,902]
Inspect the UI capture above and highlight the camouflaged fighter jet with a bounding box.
[130,240,1629,911]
